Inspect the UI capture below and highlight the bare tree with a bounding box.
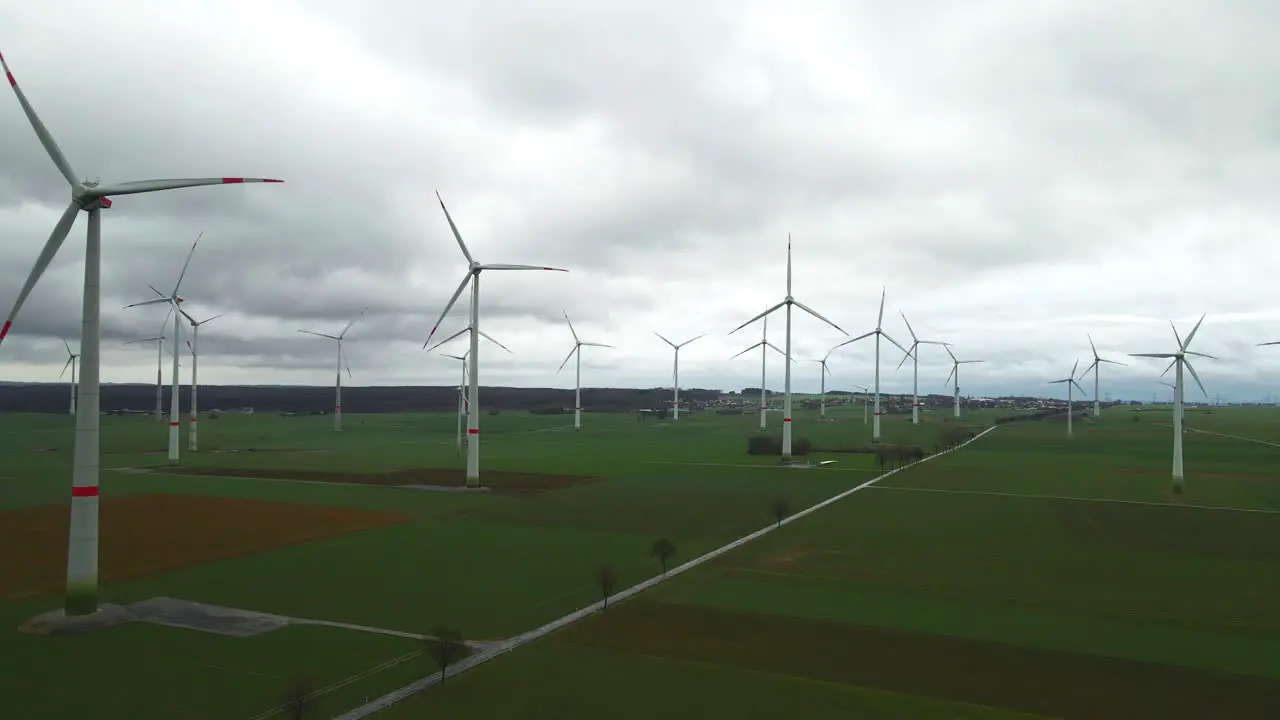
[281,678,315,720]
[426,625,467,681]
[596,563,617,608]
[771,496,791,527]
[650,537,676,575]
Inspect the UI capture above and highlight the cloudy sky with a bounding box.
[1,0,1278,402]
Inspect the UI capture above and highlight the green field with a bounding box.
[3,403,1280,718]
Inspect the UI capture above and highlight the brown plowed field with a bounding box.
[166,466,599,493]
[0,493,410,601]
[562,600,1280,720]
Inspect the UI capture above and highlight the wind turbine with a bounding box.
[808,350,836,418]
[730,310,791,430]
[1129,315,1215,494]
[729,236,846,460]
[557,312,613,430]
[852,384,870,424]
[0,51,282,618]
[896,311,950,425]
[179,310,224,451]
[442,353,469,454]
[1078,334,1125,418]
[654,332,704,420]
[1049,360,1087,439]
[299,311,364,432]
[829,289,906,442]
[428,325,512,451]
[60,338,79,415]
[423,192,568,488]
[123,311,172,424]
[943,345,984,418]
[124,233,203,462]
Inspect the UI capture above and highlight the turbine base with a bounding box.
[19,604,133,635]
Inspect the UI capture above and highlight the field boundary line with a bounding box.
[329,426,999,720]
[625,459,877,472]
[1156,424,1280,448]
[872,485,1280,515]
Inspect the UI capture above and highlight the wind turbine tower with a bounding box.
[655,331,704,420]
[60,338,79,415]
[299,310,364,432]
[943,345,984,418]
[831,289,906,442]
[730,310,789,430]
[1078,334,1125,418]
[897,311,949,425]
[557,311,613,429]
[1049,360,1086,439]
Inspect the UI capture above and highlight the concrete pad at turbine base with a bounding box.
[127,597,291,637]
[401,484,492,493]
[18,603,135,635]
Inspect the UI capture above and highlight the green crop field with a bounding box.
[4,403,1280,718]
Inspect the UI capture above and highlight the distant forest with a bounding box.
[0,383,727,415]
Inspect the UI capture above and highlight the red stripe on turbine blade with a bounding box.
[467,428,480,435]
[222,178,245,184]
[6,72,14,87]
[70,486,98,498]
[263,179,284,183]
[0,320,11,342]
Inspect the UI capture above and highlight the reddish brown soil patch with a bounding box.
[564,600,1280,719]
[0,493,409,602]
[165,466,600,494]
[1117,467,1280,481]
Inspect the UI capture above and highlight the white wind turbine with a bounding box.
[428,324,513,453]
[654,331,704,420]
[299,311,364,432]
[1158,381,1182,422]
[179,310,223,451]
[442,352,470,454]
[808,349,836,418]
[423,192,568,487]
[0,51,282,618]
[124,234,204,462]
[943,345,984,418]
[1129,315,1214,494]
[729,236,846,460]
[852,384,870,424]
[1078,334,1125,418]
[896,311,950,425]
[60,337,79,415]
[1049,360,1087,439]
[123,310,172,424]
[829,289,907,442]
[558,312,613,430]
[730,310,791,430]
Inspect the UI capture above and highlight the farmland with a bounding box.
[3,403,1280,718]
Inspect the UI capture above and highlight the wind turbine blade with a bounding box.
[729,301,786,335]
[1049,379,1069,384]
[1099,358,1126,366]
[123,336,164,344]
[1070,359,1080,378]
[1184,359,1207,397]
[765,342,795,362]
[1159,381,1176,389]
[1169,321,1183,350]
[481,264,569,272]
[338,309,366,339]
[123,297,171,309]
[1088,333,1099,359]
[945,344,958,362]
[945,365,956,386]
[1128,353,1175,358]
[170,231,203,295]
[148,284,166,298]
[477,329,513,353]
[200,313,225,325]
[556,345,578,374]
[62,336,72,355]
[876,288,886,329]
[581,342,613,348]
[563,311,579,343]
[424,272,473,348]
[91,177,283,197]
[899,310,917,342]
[0,200,79,346]
[299,330,339,340]
[178,307,197,325]
[791,299,847,335]
[678,334,706,347]
[1072,379,1086,394]
[60,356,73,378]
[442,354,466,361]
[880,331,909,356]
[895,347,914,372]
[1160,359,1176,377]
[654,332,675,348]
[435,191,474,265]
[0,54,80,186]
[785,234,792,297]
[344,352,353,379]
[823,362,832,377]
[960,360,985,364]
[1258,341,1280,347]
[730,342,764,359]
[1185,351,1217,360]
[426,327,470,353]
[1077,360,1098,380]
[830,330,876,351]
[1182,313,1206,350]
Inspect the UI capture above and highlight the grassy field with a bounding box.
[3,402,1280,718]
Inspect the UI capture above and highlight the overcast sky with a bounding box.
[1,0,1278,402]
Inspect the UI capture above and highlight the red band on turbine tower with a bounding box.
[71,486,98,498]
[783,417,792,423]
[169,421,180,427]
[467,428,479,435]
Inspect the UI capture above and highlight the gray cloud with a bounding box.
[2,0,1279,400]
